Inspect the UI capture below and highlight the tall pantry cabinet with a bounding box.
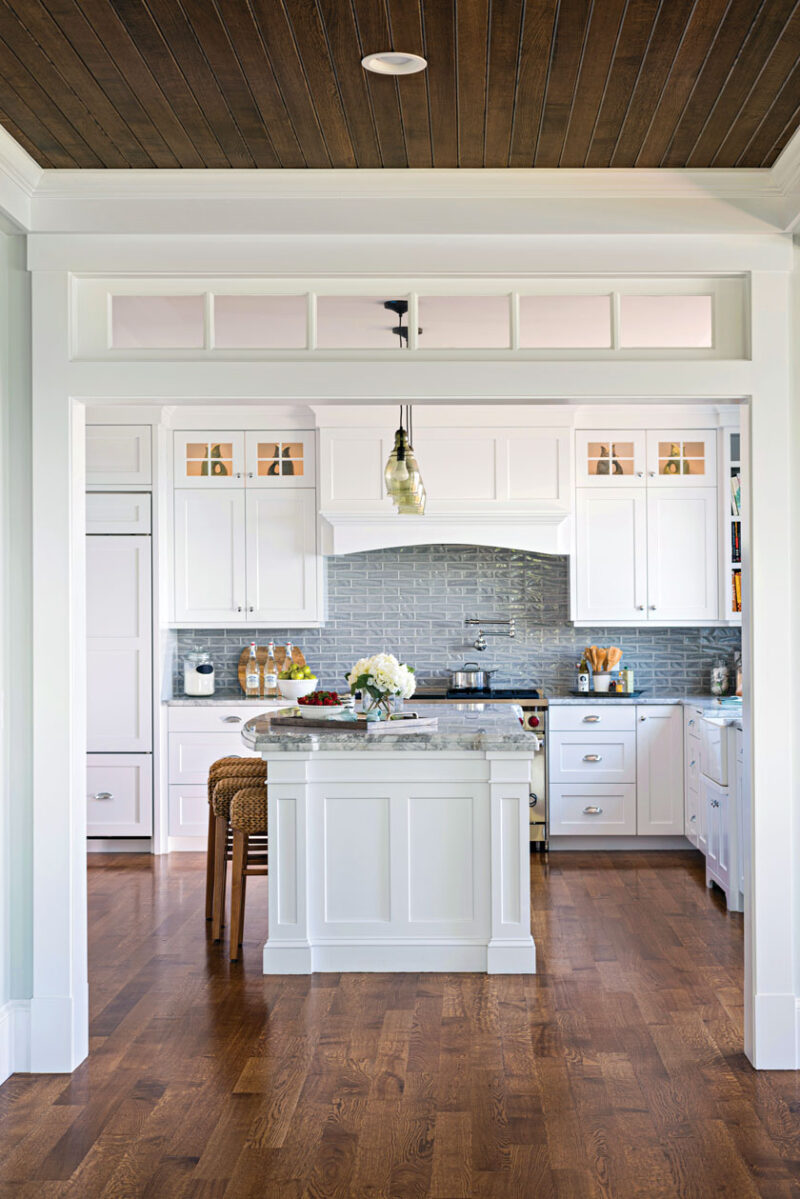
[85,430,154,838]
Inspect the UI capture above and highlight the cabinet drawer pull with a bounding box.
[582,715,601,723]
[93,792,113,801]
[688,718,695,726]
[583,806,603,815]
[690,760,696,768]
[711,798,720,808]
[222,715,242,724]
[583,754,602,762]
[690,814,697,822]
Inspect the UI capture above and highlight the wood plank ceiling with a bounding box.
[0,0,798,170]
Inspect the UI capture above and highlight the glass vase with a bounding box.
[360,692,393,720]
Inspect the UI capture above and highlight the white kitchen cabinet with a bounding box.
[86,425,151,487]
[173,431,245,487]
[704,778,730,897]
[86,492,151,535]
[86,535,152,753]
[574,489,647,622]
[87,754,153,837]
[575,430,646,486]
[549,731,636,785]
[549,784,637,835]
[173,489,246,622]
[246,490,318,623]
[645,431,717,486]
[636,706,684,835]
[646,488,718,622]
[245,431,315,488]
[166,704,264,839]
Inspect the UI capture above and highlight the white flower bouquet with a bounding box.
[347,653,416,718]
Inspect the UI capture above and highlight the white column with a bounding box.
[746,271,798,1068]
[487,754,535,974]
[29,272,88,1071]
[262,754,312,974]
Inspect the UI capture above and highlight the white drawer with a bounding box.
[549,784,636,835]
[686,744,700,787]
[684,707,703,741]
[86,491,151,534]
[700,718,729,786]
[685,784,700,846]
[549,731,636,783]
[549,705,636,732]
[87,754,153,837]
[168,732,260,785]
[169,784,209,838]
[167,702,286,733]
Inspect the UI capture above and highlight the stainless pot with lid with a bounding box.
[450,662,497,691]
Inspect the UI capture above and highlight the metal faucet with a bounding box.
[464,617,515,652]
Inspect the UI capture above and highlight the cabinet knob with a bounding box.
[636,605,644,611]
[690,760,696,767]
[583,806,603,815]
[236,606,243,613]
[93,791,113,800]
[247,472,254,479]
[711,798,720,808]
[636,471,643,477]
[248,606,255,612]
[690,814,696,822]
[583,754,602,762]
[235,472,243,479]
[648,470,655,477]
[649,605,657,611]
[640,716,646,722]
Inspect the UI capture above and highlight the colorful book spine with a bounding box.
[732,570,742,613]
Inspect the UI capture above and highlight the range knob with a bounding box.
[527,714,540,728]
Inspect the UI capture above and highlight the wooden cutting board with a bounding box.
[237,644,307,693]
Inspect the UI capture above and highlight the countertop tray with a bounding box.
[568,690,645,698]
[270,715,439,735]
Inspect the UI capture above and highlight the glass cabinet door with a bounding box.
[245,431,315,488]
[173,432,245,488]
[576,430,646,487]
[645,431,717,486]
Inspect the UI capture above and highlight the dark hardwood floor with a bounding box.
[1,850,799,1197]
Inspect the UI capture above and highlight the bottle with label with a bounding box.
[264,641,278,698]
[577,655,590,692]
[245,642,260,697]
[284,641,294,674]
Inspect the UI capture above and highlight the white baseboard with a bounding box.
[548,835,693,851]
[167,836,205,852]
[748,992,800,1069]
[0,1000,31,1085]
[87,838,152,853]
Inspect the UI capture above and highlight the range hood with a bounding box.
[319,507,571,556]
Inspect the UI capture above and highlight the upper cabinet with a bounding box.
[171,429,322,627]
[86,425,152,488]
[173,431,315,489]
[573,427,722,625]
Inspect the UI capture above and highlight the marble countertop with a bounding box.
[241,703,539,754]
[548,694,741,711]
[166,694,292,707]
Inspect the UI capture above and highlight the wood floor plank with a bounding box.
[3,849,799,1197]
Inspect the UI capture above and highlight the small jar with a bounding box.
[184,650,215,696]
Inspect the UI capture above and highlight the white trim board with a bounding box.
[0,1000,31,1085]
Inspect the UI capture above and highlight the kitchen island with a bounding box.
[242,704,539,975]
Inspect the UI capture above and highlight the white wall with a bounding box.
[0,232,32,1083]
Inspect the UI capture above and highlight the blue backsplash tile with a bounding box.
[172,545,741,696]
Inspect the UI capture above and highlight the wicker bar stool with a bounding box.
[211,772,266,941]
[228,786,269,961]
[205,757,266,924]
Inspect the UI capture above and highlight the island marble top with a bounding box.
[241,703,539,754]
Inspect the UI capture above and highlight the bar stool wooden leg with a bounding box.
[211,815,229,941]
[205,806,216,921]
[230,830,249,961]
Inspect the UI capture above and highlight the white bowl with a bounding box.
[298,704,344,719]
[277,677,318,700]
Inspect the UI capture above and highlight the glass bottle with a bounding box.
[245,642,260,697]
[264,641,278,698]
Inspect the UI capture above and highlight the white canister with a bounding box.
[184,650,215,696]
[592,672,611,693]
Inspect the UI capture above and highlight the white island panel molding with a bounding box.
[244,707,538,975]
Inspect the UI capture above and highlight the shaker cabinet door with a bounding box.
[173,489,246,622]
[86,535,152,752]
[636,706,684,835]
[245,489,319,624]
[574,488,647,622]
[646,488,718,622]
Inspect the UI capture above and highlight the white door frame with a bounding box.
[27,260,797,1072]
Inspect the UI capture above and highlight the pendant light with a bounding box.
[385,404,425,515]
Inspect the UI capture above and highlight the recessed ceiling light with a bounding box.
[361,51,427,76]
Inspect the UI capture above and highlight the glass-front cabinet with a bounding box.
[576,430,646,486]
[645,430,716,485]
[174,431,314,488]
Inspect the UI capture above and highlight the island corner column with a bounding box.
[487,752,537,974]
[262,751,314,975]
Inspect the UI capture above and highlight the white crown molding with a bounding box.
[0,119,796,236]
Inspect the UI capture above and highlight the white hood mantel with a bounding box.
[319,507,571,556]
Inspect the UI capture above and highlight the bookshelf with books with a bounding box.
[726,429,742,621]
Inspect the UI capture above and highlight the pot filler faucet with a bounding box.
[464,617,516,652]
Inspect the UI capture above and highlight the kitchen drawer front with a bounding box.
[550,784,636,835]
[684,706,703,741]
[686,743,700,789]
[700,719,729,787]
[549,705,636,732]
[168,732,260,785]
[86,492,152,534]
[87,754,153,837]
[685,784,700,847]
[168,705,262,734]
[549,731,636,784]
[169,784,208,837]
